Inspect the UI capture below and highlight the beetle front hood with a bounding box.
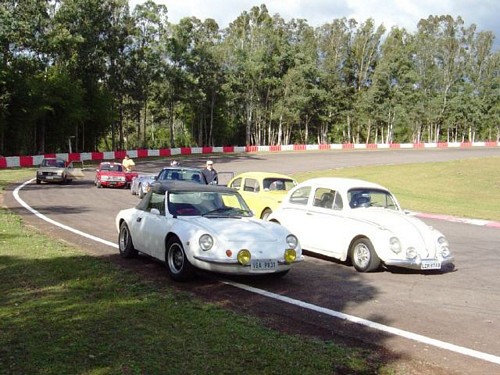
[349,208,438,237]
[186,216,280,242]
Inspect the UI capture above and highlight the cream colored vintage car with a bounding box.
[268,177,454,273]
[227,172,297,220]
[36,157,83,184]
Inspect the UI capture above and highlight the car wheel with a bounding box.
[138,185,145,199]
[350,238,380,272]
[165,237,195,281]
[36,179,41,184]
[118,222,138,258]
[260,208,272,220]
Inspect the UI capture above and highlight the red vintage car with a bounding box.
[94,162,138,189]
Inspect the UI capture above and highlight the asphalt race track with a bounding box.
[5,147,500,375]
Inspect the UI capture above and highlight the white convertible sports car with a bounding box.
[116,181,302,281]
[268,177,454,273]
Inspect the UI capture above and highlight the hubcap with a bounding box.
[169,244,184,273]
[354,243,370,268]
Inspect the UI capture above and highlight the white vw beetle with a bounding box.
[116,181,302,281]
[268,177,454,272]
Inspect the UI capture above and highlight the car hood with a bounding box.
[349,208,437,236]
[185,216,280,243]
[100,171,125,176]
[38,166,64,173]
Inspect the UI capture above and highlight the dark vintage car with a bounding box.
[131,166,207,198]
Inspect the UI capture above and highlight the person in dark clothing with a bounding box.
[201,160,218,184]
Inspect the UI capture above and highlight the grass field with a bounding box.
[1,156,498,374]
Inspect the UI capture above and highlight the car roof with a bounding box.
[232,171,296,179]
[152,181,236,195]
[296,177,389,191]
[160,166,203,172]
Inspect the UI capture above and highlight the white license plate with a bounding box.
[46,176,54,180]
[251,259,277,271]
[421,260,441,270]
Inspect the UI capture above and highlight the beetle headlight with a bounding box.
[389,236,401,254]
[284,249,297,264]
[199,234,213,251]
[438,236,451,257]
[237,249,251,265]
[286,234,298,249]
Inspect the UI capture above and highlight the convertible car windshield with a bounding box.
[168,191,252,217]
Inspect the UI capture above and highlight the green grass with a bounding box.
[1,156,498,374]
[0,169,389,374]
[292,156,500,222]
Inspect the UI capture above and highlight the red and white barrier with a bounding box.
[1,141,499,169]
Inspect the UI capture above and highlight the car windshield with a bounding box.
[348,188,399,210]
[43,159,65,168]
[159,169,204,183]
[168,191,252,217]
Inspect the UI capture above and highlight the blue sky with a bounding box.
[129,0,499,50]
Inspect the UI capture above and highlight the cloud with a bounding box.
[129,0,499,49]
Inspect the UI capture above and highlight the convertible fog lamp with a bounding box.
[237,249,251,265]
[406,247,417,259]
[389,237,401,254]
[199,234,214,251]
[284,249,297,264]
[438,236,451,257]
[286,235,298,249]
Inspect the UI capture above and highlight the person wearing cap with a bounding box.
[122,154,135,172]
[202,160,218,184]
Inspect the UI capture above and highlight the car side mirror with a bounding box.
[150,208,161,215]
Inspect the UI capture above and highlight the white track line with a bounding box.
[12,180,500,366]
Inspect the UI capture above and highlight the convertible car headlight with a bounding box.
[284,249,297,264]
[286,234,298,249]
[438,236,451,257]
[237,249,251,265]
[389,236,401,254]
[199,234,214,251]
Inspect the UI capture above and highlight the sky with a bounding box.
[128,0,499,50]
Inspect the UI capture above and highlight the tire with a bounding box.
[165,237,195,281]
[349,238,381,272]
[36,179,41,184]
[118,222,138,258]
[138,184,145,199]
[260,208,272,220]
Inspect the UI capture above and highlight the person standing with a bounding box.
[122,154,135,172]
[202,160,218,184]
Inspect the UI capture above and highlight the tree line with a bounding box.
[0,0,498,157]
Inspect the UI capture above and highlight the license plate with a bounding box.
[46,176,54,180]
[251,259,277,271]
[421,260,441,270]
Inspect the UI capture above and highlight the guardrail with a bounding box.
[1,141,499,169]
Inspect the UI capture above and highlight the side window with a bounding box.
[148,192,165,215]
[230,177,242,189]
[289,186,311,205]
[313,188,335,209]
[243,178,259,192]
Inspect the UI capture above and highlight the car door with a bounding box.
[130,192,172,259]
[303,187,345,259]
